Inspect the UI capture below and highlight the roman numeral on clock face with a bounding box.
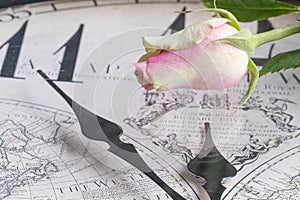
[0,21,27,79]
[0,22,83,82]
[0,8,186,82]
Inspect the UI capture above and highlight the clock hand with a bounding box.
[187,123,237,200]
[37,69,186,200]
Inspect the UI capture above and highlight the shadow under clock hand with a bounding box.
[187,123,237,200]
[37,69,185,200]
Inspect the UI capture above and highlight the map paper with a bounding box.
[0,1,299,199]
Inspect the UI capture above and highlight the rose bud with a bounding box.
[134,17,249,91]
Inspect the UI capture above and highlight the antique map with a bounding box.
[0,0,299,199]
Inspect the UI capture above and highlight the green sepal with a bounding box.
[178,8,240,30]
[241,58,259,105]
[138,50,161,62]
[219,29,255,54]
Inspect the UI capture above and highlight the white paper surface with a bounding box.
[0,1,299,200]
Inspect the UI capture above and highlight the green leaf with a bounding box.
[204,0,300,22]
[241,58,259,105]
[219,28,255,54]
[259,49,300,76]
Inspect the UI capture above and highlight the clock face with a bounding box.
[0,1,213,200]
[1,1,300,200]
[0,0,211,163]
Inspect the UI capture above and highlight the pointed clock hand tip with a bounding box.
[37,69,73,106]
[37,69,49,79]
[37,69,43,74]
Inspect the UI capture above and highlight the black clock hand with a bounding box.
[37,70,186,200]
[187,123,237,200]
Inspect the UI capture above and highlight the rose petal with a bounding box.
[134,62,154,90]
[142,18,230,52]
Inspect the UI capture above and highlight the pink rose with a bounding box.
[134,17,249,91]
